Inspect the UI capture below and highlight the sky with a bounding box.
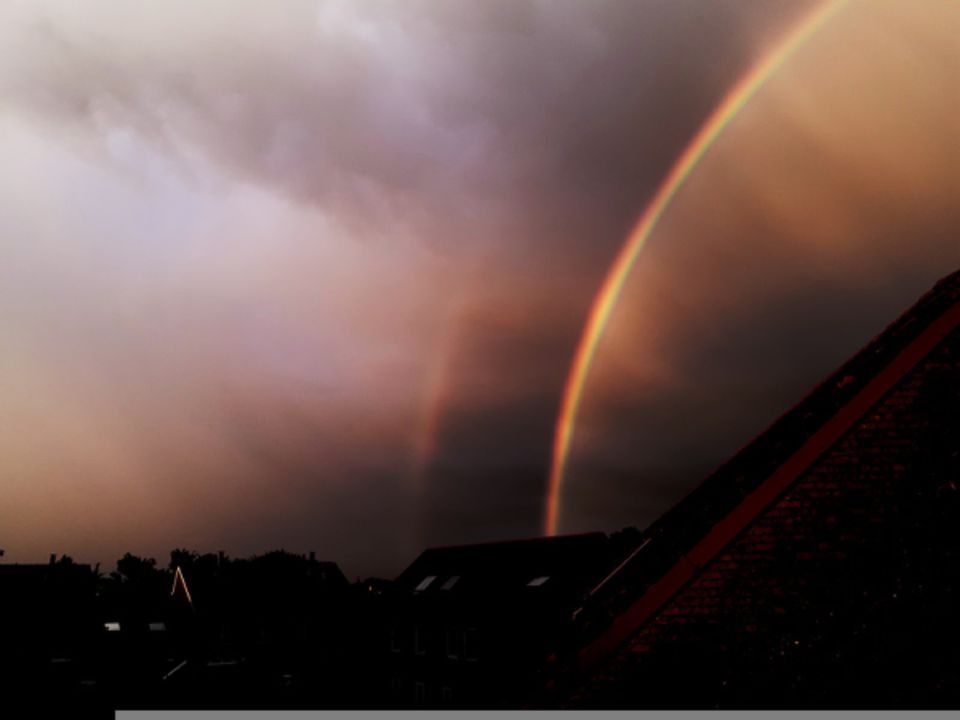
[1,0,958,578]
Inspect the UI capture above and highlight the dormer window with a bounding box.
[441,575,460,590]
[415,575,436,592]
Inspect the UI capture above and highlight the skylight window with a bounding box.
[441,575,460,590]
[527,576,549,587]
[415,575,437,592]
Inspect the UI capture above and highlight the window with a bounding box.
[414,625,427,656]
[440,575,460,590]
[445,627,460,659]
[389,627,401,653]
[414,681,427,704]
[104,622,120,633]
[527,576,550,587]
[389,676,403,696]
[441,685,454,704]
[415,575,436,592]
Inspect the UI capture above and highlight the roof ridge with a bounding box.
[420,532,607,554]
[654,269,960,530]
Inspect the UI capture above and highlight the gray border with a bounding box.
[117,712,960,719]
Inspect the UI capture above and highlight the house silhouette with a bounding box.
[381,532,616,708]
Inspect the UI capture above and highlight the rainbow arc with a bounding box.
[544,0,850,536]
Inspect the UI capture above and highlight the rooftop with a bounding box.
[566,268,960,668]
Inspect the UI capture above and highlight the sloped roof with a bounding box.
[395,532,611,600]
[567,269,960,670]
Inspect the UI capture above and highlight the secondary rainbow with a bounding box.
[544,0,849,536]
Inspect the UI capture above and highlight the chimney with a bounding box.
[49,553,56,565]
[309,551,316,563]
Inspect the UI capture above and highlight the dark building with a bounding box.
[380,533,618,708]
[0,556,101,704]
[151,551,356,708]
[538,269,960,708]
[1,549,358,711]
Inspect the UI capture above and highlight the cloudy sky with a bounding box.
[1,0,958,577]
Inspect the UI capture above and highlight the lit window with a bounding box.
[441,575,460,590]
[415,575,436,592]
[104,622,120,633]
[527,576,550,587]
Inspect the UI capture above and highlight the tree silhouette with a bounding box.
[113,553,159,584]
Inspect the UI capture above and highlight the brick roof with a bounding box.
[553,269,960,702]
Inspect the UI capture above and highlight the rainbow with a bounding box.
[544,0,849,536]
[411,329,457,490]
[410,283,475,493]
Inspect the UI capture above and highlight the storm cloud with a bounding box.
[1,0,957,577]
